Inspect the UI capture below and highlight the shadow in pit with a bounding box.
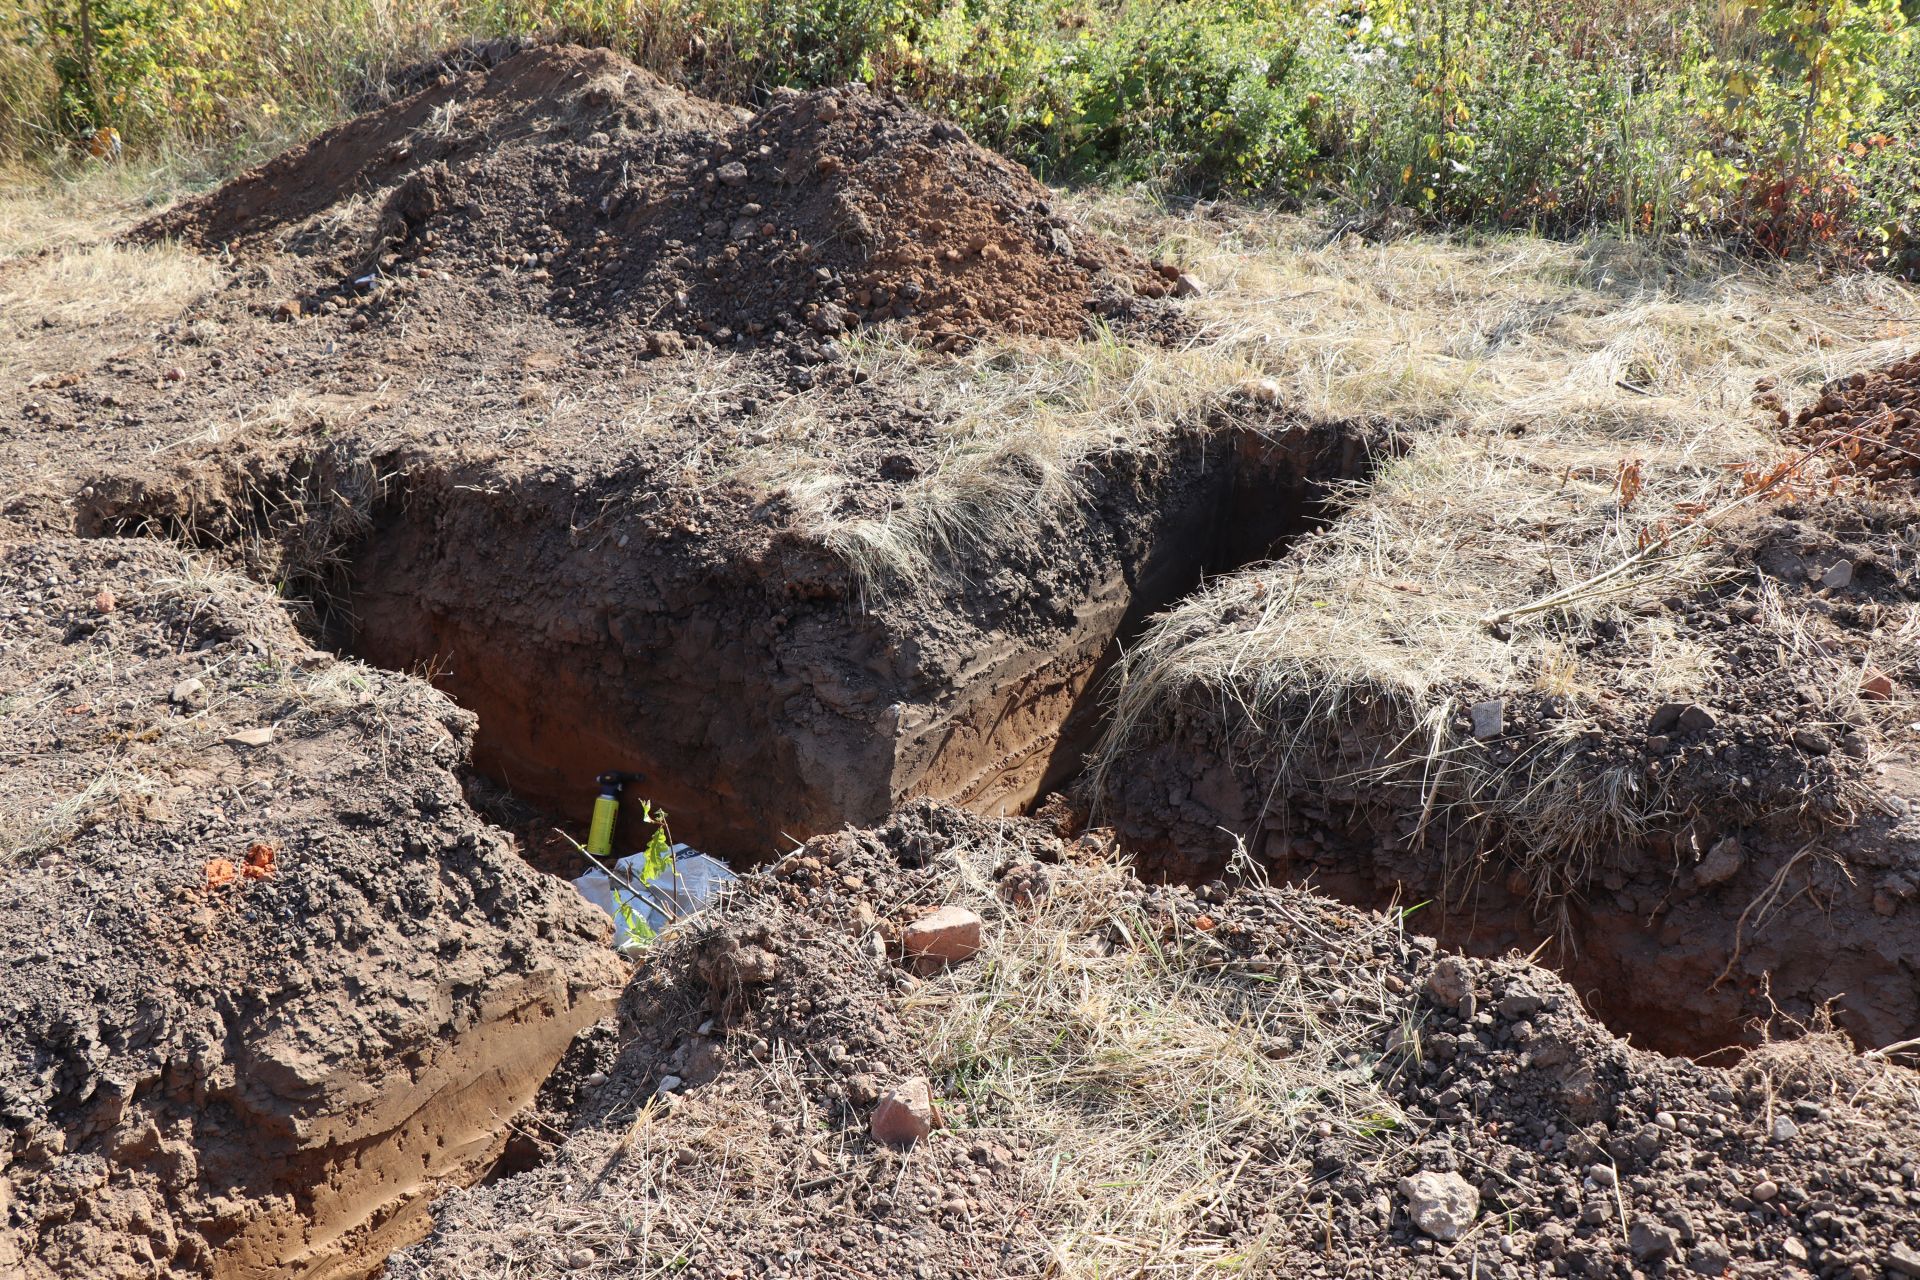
[1030,421,1378,807]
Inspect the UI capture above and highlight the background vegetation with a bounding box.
[3,0,1917,268]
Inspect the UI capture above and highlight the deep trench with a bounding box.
[64,416,1919,1280]
[77,422,1908,1070]
[298,422,1804,1067]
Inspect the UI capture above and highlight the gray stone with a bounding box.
[1821,559,1853,589]
[1689,1240,1731,1275]
[1887,1244,1920,1278]
[1629,1218,1678,1262]
[1470,698,1506,740]
[1678,703,1717,733]
[1399,1170,1480,1241]
[1695,835,1744,887]
[1791,727,1832,755]
[715,161,749,186]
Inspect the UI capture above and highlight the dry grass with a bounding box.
[755,198,1912,612]
[0,184,219,384]
[905,837,1413,1277]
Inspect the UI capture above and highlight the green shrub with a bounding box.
[3,0,1915,271]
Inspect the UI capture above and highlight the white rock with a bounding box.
[1399,1170,1480,1241]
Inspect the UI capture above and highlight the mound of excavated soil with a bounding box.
[391,803,1920,1280]
[1787,352,1920,490]
[140,45,1165,352]
[0,530,625,1279]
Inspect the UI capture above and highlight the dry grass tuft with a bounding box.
[908,837,1413,1275]
[0,230,218,384]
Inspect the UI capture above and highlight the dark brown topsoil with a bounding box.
[1785,354,1920,491]
[140,44,1166,354]
[390,803,1920,1280]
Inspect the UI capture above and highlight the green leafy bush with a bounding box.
[3,0,1915,270]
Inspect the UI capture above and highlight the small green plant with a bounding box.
[571,798,679,949]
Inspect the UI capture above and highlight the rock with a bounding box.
[1469,698,1506,740]
[1629,1218,1678,1263]
[655,1075,683,1095]
[1771,1114,1798,1143]
[1820,559,1853,589]
[1791,727,1831,755]
[1886,1244,1920,1278]
[1688,1239,1731,1275]
[871,1076,940,1147]
[1678,704,1716,733]
[273,299,302,320]
[1398,1170,1479,1241]
[1496,986,1542,1019]
[1048,228,1074,258]
[1173,271,1206,298]
[1694,836,1744,887]
[1861,667,1895,701]
[902,906,983,965]
[715,161,749,186]
[1588,1163,1617,1188]
[1750,1179,1779,1202]
[1423,956,1472,1011]
[170,677,207,708]
[1780,1236,1809,1263]
[809,303,851,335]
[224,727,274,748]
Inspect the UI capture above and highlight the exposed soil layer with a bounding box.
[140,44,1165,352]
[339,417,1363,860]
[0,530,626,1279]
[1095,487,1920,1058]
[391,804,1920,1280]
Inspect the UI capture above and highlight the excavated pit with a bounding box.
[309,418,1914,1068]
[333,421,1367,864]
[14,42,1920,1279]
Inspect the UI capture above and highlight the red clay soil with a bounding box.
[390,803,1920,1280]
[140,44,1166,352]
[1785,352,1920,490]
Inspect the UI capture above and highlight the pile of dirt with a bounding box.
[0,530,625,1278]
[1785,352,1920,490]
[140,44,1166,352]
[390,803,1920,1280]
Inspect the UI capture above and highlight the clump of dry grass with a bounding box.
[0,766,160,865]
[907,839,1413,1276]
[0,223,218,384]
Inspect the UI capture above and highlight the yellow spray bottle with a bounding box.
[588,770,643,857]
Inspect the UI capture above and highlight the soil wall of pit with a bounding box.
[1099,742,1920,1058]
[342,420,1368,861]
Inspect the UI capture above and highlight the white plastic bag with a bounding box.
[573,845,736,949]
